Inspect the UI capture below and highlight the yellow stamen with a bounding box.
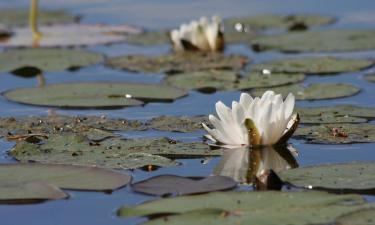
[30,0,43,43]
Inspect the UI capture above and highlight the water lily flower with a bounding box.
[203,91,299,148]
[170,16,224,52]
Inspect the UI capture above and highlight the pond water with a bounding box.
[0,0,375,224]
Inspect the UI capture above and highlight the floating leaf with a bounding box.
[0,48,104,72]
[334,208,375,225]
[146,116,207,133]
[365,73,375,83]
[118,191,369,225]
[279,162,375,193]
[10,135,219,169]
[127,30,169,45]
[3,82,187,108]
[0,24,141,48]
[0,9,79,27]
[294,123,375,144]
[251,83,360,100]
[0,163,131,191]
[251,57,373,74]
[251,30,375,52]
[105,53,249,74]
[165,70,305,92]
[132,175,237,196]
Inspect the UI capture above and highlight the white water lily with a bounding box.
[170,16,224,52]
[203,91,299,148]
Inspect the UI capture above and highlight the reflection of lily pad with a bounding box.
[132,175,237,196]
[0,9,79,27]
[294,123,375,144]
[334,208,375,225]
[0,24,141,48]
[105,53,249,74]
[127,30,169,45]
[252,30,375,52]
[0,48,104,72]
[118,191,369,225]
[365,73,375,83]
[3,82,187,108]
[251,57,373,74]
[251,83,360,100]
[10,135,219,169]
[165,70,305,92]
[224,14,335,31]
[279,162,375,193]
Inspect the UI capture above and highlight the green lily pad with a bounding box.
[3,82,187,109]
[224,14,335,31]
[365,73,375,83]
[10,134,219,169]
[165,70,305,92]
[251,30,375,52]
[131,175,237,196]
[126,30,169,45]
[146,115,208,133]
[105,53,249,74]
[0,48,104,72]
[251,83,360,100]
[0,163,131,191]
[0,181,68,203]
[334,208,375,225]
[293,123,375,144]
[0,24,141,48]
[118,191,370,225]
[251,57,373,74]
[279,162,375,193]
[0,9,79,27]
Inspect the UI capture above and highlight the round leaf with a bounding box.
[251,57,373,74]
[279,162,375,193]
[365,73,375,83]
[3,82,187,108]
[127,30,169,45]
[334,208,375,225]
[251,83,360,100]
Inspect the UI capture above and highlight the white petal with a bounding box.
[284,93,295,119]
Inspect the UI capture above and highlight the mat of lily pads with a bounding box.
[3,82,187,108]
[105,53,248,74]
[365,73,375,83]
[117,191,371,225]
[131,175,237,196]
[251,30,375,52]
[279,162,375,193]
[165,70,305,92]
[251,57,373,74]
[0,48,104,72]
[251,83,360,100]
[334,208,375,225]
[0,163,131,203]
[0,9,79,27]
[126,30,170,45]
[0,24,141,48]
[10,134,220,169]
[294,123,375,144]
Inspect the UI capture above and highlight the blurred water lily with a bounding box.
[203,91,299,148]
[170,16,224,52]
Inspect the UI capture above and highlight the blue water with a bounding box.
[1,0,375,224]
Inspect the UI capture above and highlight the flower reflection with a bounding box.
[213,145,298,189]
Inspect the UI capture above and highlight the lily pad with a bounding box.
[0,163,131,191]
[146,116,208,133]
[3,82,187,109]
[279,162,375,193]
[365,73,375,83]
[0,48,104,72]
[334,208,375,225]
[0,9,79,27]
[118,191,370,225]
[251,57,373,74]
[293,123,375,144]
[131,175,237,196]
[0,24,141,48]
[251,30,375,52]
[165,70,305,92]
[10,135,219,169]
[251,83,360,100]
[105,53,249,74]
[224,14,335,31]
[126,30,169,45]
